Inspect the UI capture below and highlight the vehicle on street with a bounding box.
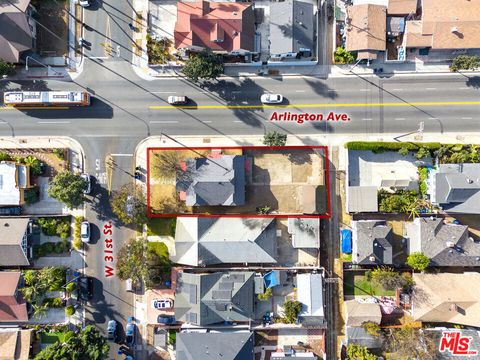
[3,91,91,107]
[152,299,173,309]
[167,96,188,105]
[125,316,135,347]
[107,320,117,342]
[157,315,176,324]
[80,173,91,194]
[81,221,90,243]
[77,276,93,301]
[79,0,91,7]
[260,94,283,104]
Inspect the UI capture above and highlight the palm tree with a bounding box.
[32,303,48,319]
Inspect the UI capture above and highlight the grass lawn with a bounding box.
[168,330,177,345]
[343,273,396,297]
[147,218,176,237]
[41,332,68,344]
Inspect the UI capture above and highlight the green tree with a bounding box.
[398,147,409,156]
[257,287,273,301]
[117,238,148,284]
[47,171,87,209]
[65,305,75,316]
[406,252,430,271]
[34,325,109,360]
[282,300,302,324]
[32,303,48,319]
[450,55,480,72]
[334,47,356,64]
[415,147,431,160]
[182,51,224,82]
[362,321,381,337]
[346,344,376,360]
[386,327,436,360]
[0,60,15,78]
[110,184,147,226]
[263,131,287,146]
[371,267,405,291]
[65,282,76,293]
[23,156,43,175]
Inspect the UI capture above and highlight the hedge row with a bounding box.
[345,141,444,152]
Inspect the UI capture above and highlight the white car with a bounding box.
[152,299,173,309]
[167,96,188,105]
[261,94,283,104]
[79,0,91,7]
[81,221,91,243]
[80,173,91,194]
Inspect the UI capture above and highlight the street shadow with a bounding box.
[304,78,338,99]
[14,97,114,119]
[466,76,480,89]
[90,186,118,226]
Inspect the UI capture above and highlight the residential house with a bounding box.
[351,220,393,266]
[176,155,246,206]
[0,272,28,324]
[387,0,418,16]
[0,218,31,267]
[347,186,378,213]
[403,0,480,54]
[172,217,277,266]
[174,1,255,53]
[345,4,387,60]
[0,162,31,206]
[271,352,318,359]
[270,0,315,57]
[345,327,383,351]
[345,300,382,327]
[175,271,254,326]
[176,332,254,360]
[296,273,324,326]
[428,164,480,214]
[0,328,32,360]
[0,0,34,63]
[287,218,320,249]
[405,217,480,267]
[412,272,480,327]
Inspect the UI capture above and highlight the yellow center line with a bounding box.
[148,101,480,110]
[0,106,70,110]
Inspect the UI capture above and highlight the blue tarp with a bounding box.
[341,229,352,253]
[264,270,280,289]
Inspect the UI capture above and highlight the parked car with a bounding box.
[80,173,91,194]
[0,206,21,216]
[152,299,173,309]
[260,94,283,104]
[81,221,90,243]
[107,320,117,342]
[125,316,135,347]
[78,276,93,301]
[79,0,91,7]
[157,315,176,325]
[167,96,188,105]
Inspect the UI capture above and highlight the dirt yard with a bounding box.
[34,0,69,56]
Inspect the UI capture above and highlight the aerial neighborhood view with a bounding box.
[1,0,480,358]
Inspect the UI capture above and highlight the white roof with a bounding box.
[0,163,20,206]
[297,273,324,318]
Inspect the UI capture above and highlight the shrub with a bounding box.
[378,189,418,213]
[0,152,11,161]
[65,305,75,316]
[257,287,273,301]
[415,147,431,159]
[371,267,407,291]
[25,187,40,204]
[263,131,287,146]
[146,34,172,64]
[346,344,376,360]
[282,300,302,324]
[72,216,84,251]
[65,282,76,293]
[43,297,64,308]
[0,60,15,77]
[53,148,65,160]
[345,141,442,152]
[38,217,71,238]
[450,55,480,72]
[406,252,430,271]
[398,147,409,156]
[334,47,356,64]
[362,321,381,337]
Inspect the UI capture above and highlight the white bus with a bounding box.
[3,91,91,107]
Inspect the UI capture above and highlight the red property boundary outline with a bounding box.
[147,145,331,219]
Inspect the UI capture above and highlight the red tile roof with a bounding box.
[0,272,27,323]
[174,1,255,52]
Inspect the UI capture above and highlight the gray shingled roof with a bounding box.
[352,220,393,265]
[346,327,383,349]
[0,218,29,267]
[433,164,480,214]
[173,217,277,266]
[177,155,246,206]
[175,271,254,326]
[270,0,315,55]
[176,332,254,360]
[0,0,32,63]
[406,217,479,266]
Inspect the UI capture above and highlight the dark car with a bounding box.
[78,276,93,301]
[157,315,175,325]
[125,316,135,347]
[107,320,117,342]
[0,206,21,215]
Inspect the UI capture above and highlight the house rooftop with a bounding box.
[348,186,378,213]
[296,273,324,326]
[387,0,417,15]
[345,300,382,327]
[0,272,28,323]
[0,218,30,267]
[345,4,386,55]
[0,328,31,360]
[287,218,320,248]
[352,220,393,265]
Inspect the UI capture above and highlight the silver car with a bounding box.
[81,221,90,243]
[260,94,283,104]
